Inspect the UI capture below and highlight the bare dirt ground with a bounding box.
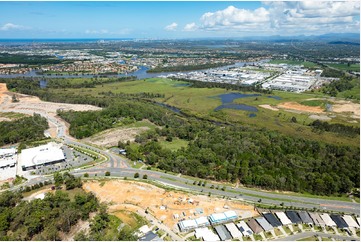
[259,104,279,111]
[308,115,332,121]
[277,102,324,113]
[83,180,258,230]
[83,126,150,147]
[0,83,102,138]
[331,101,360,118]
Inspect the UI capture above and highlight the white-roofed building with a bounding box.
[342,215,359,228]
[224,210,238,220]
[20,143,65,171]
[237,221,253,237]
[195,227,220,241]
[275,212,292,225]
[320,213,336,227]
[0,147,16,159]
[209,212,228,225]
[0,147,17,169]
[195,216,210,227]
[178,219,197,232]
[225,223,242,239]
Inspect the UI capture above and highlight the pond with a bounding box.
[214,103,258,112]
[267,95,282,100]
[217,93,261,104]
[214,92,260,112]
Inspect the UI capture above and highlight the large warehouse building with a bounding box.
[20,143,65,171]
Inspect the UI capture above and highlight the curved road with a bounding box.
[1,99,360,215]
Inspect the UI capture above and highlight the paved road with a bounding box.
[1,101,360,215]
[273,231,359,241]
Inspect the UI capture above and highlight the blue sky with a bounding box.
[0,1,359,38]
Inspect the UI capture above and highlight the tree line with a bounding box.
[310,120,359,137]
[0,114,48,146]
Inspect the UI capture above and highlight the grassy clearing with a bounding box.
[300,99,329,108]
[327,63,360,72]
[111,210,147,230]
[274,228,283,236]
[269,59,319,68]
[48,78,358,146]
[0,112,28,120]
[284,226,292,234]
[159,138,189,151]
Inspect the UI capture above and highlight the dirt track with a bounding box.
[83,126,150,147]
[277,102,324,113]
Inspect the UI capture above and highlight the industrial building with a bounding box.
[20,143,65,171]
[0,147,17,169]
[178,219,197,232]
[208,211,238,225]
[195,216,210,227]
[263,213,282,227]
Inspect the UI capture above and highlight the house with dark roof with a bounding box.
[330,215,348,229]
[263,213,282,227]
[214,225,232,241]
[139,231,162,241]
[298,211,313,225]
[285,211,302,224]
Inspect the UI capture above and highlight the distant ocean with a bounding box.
[0,38,134,45]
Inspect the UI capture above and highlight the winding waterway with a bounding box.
[0,60,268,80]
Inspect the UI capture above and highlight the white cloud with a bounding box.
[85,29,109,34]
[184,23,198,32]
[0,23,26,31]
[200,6,270,29]
[165,22,178,31]
[195,2,360,35]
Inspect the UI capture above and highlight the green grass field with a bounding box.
[269,59,319,68]
[159,138,189,151]
[328,63,360,72]
[47,78,359,147]
[0,112,28,120]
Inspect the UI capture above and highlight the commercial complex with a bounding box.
[20,143,65,171]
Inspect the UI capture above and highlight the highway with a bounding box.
[1,98,360,215]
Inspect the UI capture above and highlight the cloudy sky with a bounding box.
[0,1,359,38]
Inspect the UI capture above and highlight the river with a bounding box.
[0,60,269,80]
